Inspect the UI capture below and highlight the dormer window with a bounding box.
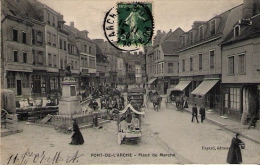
[210,19,216,35]
[190,31,193,43]
[198,25,203,39]
[234,25,240,37]
[182,35,185,45]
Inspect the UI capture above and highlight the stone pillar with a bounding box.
[59,77,81,115]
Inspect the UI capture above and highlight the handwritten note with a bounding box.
[6,148,83,165]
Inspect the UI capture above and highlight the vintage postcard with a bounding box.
[1,0,260,164]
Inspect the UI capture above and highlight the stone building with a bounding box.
[178,4,243,112]
[2,0,35,97]
[220,2,260,122]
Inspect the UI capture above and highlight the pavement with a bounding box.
[159,94,260,144]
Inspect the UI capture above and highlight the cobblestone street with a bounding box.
[1,95,260,164]
[143,100,260,164]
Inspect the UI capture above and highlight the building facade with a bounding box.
[178,4,243,112]
[220,8,260,122]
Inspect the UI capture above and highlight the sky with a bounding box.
[38,0,243,40]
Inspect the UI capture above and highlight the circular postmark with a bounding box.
[103,2,154,51]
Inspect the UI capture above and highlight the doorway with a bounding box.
[164,82,168,94]
[17,80,22,95]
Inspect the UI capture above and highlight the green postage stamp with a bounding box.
[104,2,154,51]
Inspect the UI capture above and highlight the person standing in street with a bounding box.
[227,133,244,164]
[70,119,84,145]
[191,104,199,123]
[199,105,206,123]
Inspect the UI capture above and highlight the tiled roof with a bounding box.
[2,0,41,21]
[161,41,180,55]
[179,4,242,50]
[221,14,260,45]
[64,24,95,44]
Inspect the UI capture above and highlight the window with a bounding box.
[53,55,57,67]
[182,59,185,72]
[60,59,63,69]
[228,56,235,74]
[14,50,18,62]
[238,54,246,74]
[22,31,26,44]
[75,61,77,69]
[182,35,185,45]
[161,63,164,73]
[158,50,160,59]
[230,88,240,110]
[52,16,55,26]
[210,50,215,69]
[13,29,18,41]
[84,45,87,53]
[7,72,15,88]
[89,57,95,68]
[71,61,74,68]
[190,31,193,43]
[60,39,62,49]
[23,52,27,63]
[190,57,193,71]
[48,53,52,66]
[210,19,216,35]
[168,63,173,73]
[89,46,92,54]
[32,29,35,44]
[47,32,51,44]
[47,13,50,23]
[234,25,240,37]
[36,31,42,43]
[22,74,29,88]
[199,53,202,70]
[64,41,66,51]
[199,26,203,39]
[38,51,43,65]
[52,35,56,46]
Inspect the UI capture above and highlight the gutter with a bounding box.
[178,36,221,53]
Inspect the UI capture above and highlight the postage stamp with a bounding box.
[103,2,154,51]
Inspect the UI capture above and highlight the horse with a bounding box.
[152,95,162,112]
[175,96,184,110]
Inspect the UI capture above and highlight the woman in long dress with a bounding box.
[70,119,84,145]
[226,133,244,164]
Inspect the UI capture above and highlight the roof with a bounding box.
[221,14,260,45]
[161,41,180,55]
[179,4,243,50]
[64,24,95,44]
[2,0,41,21]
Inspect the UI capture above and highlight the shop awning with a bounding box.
[191,79,219,96]
[147,78,157,84]
[173,80,191,91]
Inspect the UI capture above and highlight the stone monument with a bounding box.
[59,65,81,115]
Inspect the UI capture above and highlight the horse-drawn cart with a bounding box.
[117,87,145,145]
[165,88,184,109]
[117,104,145,145]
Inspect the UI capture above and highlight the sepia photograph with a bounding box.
[1,0,260,164]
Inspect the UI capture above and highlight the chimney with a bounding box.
[242,0,254,19]
[157,30,161,35]
[70,22,74,28]
[79,30,89,39]
[170,29,172,32]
